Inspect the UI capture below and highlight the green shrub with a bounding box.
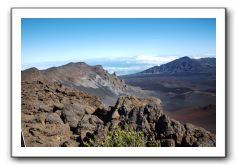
[84,125,146,147]
[84,125,161,147]
[146,138,161,147]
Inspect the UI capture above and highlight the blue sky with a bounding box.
[21,18,216,75]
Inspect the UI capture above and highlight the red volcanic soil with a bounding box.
[165,104,216,133]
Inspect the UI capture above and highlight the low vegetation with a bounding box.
[84,125,161,147]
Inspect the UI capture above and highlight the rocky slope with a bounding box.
[22,62,126,91]
[140,56,216,74]
[21,80,216,147]
[22,62,143,105]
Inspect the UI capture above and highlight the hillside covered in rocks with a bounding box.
[21,80,216,147]
[22,62,145,106]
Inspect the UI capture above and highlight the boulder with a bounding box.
[53,102,64,111]
[22,123,74,147]
[45,113,64,124]
[182,123,216,147]
[76,114,104,140]
[61,103,85,128]
[38,104,53,113]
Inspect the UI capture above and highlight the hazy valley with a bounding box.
[121,56,216,132]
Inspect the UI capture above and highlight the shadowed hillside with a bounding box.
[140,56,215,74]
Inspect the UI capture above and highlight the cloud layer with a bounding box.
[22,54,214,76]
[134,55,178,65]
[104,55,178,75]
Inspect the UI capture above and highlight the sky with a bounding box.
[21,18,216,75]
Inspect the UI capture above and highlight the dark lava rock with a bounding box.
[21,80,216,147]
[76,114,104,140]
[61,103,86,128]
[181,123,216,147]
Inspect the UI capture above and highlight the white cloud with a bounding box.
[193,56,202,59]
[104,65,153,75]
[134,55,178,66]
[192,53,216,59]
[95,55,179,75]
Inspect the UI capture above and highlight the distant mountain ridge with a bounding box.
[139,56,216,74]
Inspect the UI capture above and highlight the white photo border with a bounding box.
[11,8,226,157]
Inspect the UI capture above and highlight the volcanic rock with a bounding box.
[21,80,216,147]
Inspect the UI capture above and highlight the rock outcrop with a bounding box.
[21,80,216,147]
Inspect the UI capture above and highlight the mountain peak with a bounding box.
[64,61,87,66]
[140,56,215,74]
[179,56,191,60]
[23,67,39,72]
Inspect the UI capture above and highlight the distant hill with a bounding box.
[22,62,144,105]
[139,56,216,74]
